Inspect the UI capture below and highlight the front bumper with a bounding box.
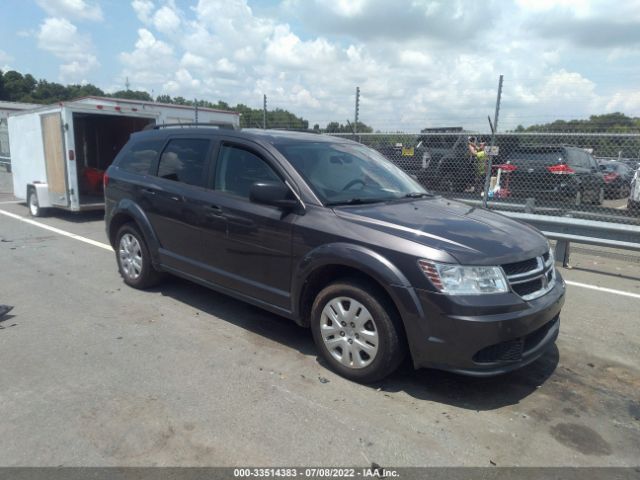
[400,272,565,376]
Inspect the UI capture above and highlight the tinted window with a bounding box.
[157,138,210,187]
[508,150,565,165]
[214,145,281,198]
[117,138,164,174]
[567,149,587,168]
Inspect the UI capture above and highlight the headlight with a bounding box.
[418,260,509,295]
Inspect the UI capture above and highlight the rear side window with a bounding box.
[117,138,164,174]
[157,138,210,187]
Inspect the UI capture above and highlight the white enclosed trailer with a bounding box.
[8,96,239,215]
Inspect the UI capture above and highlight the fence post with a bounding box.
[263,94,267,129]
[554,239,571,268]
[483,74,503,208]
[354,86,360,140]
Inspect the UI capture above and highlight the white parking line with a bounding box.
[564,280,640,299]
[0,208,113,251]
[2,207,639,300]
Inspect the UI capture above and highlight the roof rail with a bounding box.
[143,121,238,131]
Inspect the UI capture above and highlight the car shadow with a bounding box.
[374,345,559,411]
[151,276,559,411]
[49,209,105,223]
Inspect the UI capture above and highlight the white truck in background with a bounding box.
[8,96,240,216]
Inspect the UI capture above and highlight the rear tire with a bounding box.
[115,223,163,289]
[574,190,582,207]
[592,187,604,206]
[27,189,45,217]
[310,279,406,383]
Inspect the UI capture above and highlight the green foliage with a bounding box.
[109,90,153,101]
[521,113,640,133]
[324,121,373,134]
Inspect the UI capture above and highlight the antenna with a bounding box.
[125,77,130,91]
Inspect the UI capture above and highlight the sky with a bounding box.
[1,0,640,131]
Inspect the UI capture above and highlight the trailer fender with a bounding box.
[27,183,53,208]
[108,199,161,265]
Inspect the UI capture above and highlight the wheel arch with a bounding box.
[107,199,161,264]
[292,243,424,333]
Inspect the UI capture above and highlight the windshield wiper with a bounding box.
[326,198,389,206]
[404,192,434,198]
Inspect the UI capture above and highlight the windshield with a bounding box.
[508,150,565,165]
[276,142,427,205]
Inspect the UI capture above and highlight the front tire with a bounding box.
[310,280,406,383]
[115,223,163,289]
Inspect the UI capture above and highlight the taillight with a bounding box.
[546,164,575,175]
[604,172,619,182]
[103,171,109,188]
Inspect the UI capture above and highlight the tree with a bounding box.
[109,90,152,101]
[1,71,36,101]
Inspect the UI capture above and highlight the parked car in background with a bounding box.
[620,158,640,171]
[629,167,640,214]
[376,142,429,185]
[505,145,605,206]
[597,160,634,199]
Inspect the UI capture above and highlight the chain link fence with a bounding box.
[330,131,640,226]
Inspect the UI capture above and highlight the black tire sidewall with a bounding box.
[310,281,405,383]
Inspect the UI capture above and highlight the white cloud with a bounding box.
[153,5,181,34]
[113,0,640,130]
[37,17,99,81]
[132,0,154,24]
[119,28,177,86]
[36,0,103,21]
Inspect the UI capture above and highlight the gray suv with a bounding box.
[105,126,565,383]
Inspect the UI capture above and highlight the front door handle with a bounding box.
[141,188,156,196]
[205,205,224,217]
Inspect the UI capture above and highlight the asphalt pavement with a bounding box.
[0,171,638,467]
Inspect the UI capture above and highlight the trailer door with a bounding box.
[41,112,69,206]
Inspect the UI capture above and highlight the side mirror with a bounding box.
[250,181,299,209]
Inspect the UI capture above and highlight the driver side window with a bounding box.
[214,144,281,198]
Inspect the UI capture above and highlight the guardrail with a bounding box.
[0,155,10,172]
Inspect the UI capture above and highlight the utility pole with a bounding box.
[354,86,360,139]
[125,77,130,91]
[482,74,503,209]
[263,94,267,129]
[194,98,199,123]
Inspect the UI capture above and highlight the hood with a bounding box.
[334,197,548,265]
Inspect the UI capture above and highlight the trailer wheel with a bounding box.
[27,188,46,217]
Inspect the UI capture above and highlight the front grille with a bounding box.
[502,257,539,276]
[473,338,524,363]
[473,316,559,364]
[513,278,543,296]
[502,250,555,301]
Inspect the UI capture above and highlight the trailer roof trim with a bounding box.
[6,96,240,118]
